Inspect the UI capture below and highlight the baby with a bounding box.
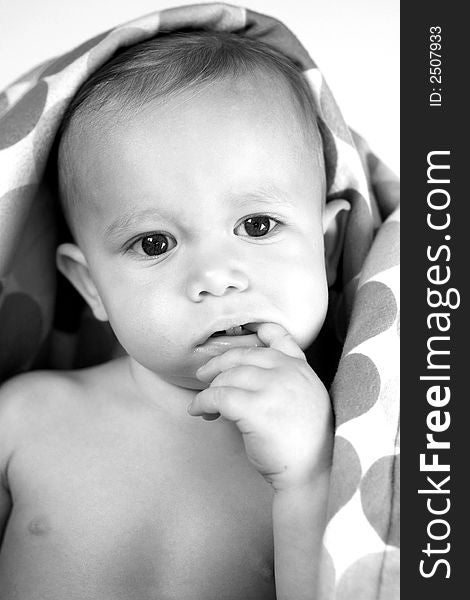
[0,32,349,600]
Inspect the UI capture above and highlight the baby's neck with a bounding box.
[126,357,199,418]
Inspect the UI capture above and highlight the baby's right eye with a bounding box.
[130,233,177,258]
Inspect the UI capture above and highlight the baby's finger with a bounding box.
[211,365,271,391]
[196,347,279,383]
[247,322,305,360]
[188,386,253,421]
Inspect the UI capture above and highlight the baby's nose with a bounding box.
[186,260,249,302]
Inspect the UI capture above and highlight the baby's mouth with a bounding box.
[195,322,262,352]
[209,325,252,338]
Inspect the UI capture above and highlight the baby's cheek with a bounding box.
[275,251,328,346]
[102,289,169,350]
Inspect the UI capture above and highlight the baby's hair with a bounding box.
[57,31,323,229]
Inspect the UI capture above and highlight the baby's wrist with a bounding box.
[271,463,331,496]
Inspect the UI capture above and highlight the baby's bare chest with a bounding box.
[2,419,275,599]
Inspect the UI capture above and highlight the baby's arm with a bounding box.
[271,471,330,599]
[191,323,333,600]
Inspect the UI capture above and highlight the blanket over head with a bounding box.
[0,3,399,598]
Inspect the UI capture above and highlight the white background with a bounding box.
[0,0,399,174]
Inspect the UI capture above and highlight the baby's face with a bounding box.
[67,75,329,389]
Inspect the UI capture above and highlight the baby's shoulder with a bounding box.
[0,357,124,406]
[0,369,80,431]
[0,370,86,473]
[0,359,128,434]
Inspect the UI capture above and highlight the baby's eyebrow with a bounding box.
[104,208,166,240]
[230,186,294,210]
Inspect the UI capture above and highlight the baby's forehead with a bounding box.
[58,75,324,238]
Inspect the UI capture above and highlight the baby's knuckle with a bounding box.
[212,385,228,403]
[212,371,231,387]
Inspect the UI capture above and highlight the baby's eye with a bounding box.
[234,215,280,238]
[131,233,176,257]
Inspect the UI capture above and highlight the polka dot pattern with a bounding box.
[332,353,381,427]
[361,455,400,547]
[328,436,362,519]
[342,281,397,355]
[0,81,48,149]
[361,221,400,282]
[41,32,110,78]
[0,4,399,598]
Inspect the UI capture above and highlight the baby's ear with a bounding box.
[322,199,351,286]
[56,243,108,322]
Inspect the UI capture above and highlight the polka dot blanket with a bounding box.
[0,3,399,598]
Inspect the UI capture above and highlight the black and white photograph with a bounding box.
[0,1,400,598]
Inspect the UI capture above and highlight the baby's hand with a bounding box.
[189,323,333,492]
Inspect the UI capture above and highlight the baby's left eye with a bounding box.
[234,215,280,238]
[129,232,177,258]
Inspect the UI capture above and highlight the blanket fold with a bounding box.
[0,4,399,598]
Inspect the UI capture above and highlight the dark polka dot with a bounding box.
[332,354,380,427]
[320,79,352,144]
[361,222,400,282]
[0,185,39,277]
[343,281,398,355]
[0,292,43,380]
[337,550,399,600]
[0,81,48,149]
[41,32,110,77]
[328,436,362,519]
[361,455,400,547]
